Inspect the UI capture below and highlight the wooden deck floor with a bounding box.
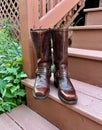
[0,105,59,130]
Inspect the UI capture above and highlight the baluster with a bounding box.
[38,0,42,18]
[42,0,46,16]
[46,0,49,12]
[50,0,54,10]
[34,0,39,27]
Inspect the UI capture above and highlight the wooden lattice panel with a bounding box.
[0,0,20,40]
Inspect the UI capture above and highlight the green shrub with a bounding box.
[0,20,27,114]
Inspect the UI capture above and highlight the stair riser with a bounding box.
[68,56,102,87]
[71,30,102,50]
[85,11,102,25]
[25,86,102,130]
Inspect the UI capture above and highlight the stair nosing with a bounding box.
[7,105,59,130]
[68,48,102,61]
[69,25,102,30]
[21,78,102,125]
[84,7,102,12]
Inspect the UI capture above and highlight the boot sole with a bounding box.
[32,89,50,100]
[58,91,77,105]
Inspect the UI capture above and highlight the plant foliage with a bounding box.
[0,20,27,114]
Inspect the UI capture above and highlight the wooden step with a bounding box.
[68,48,102,87]
[69,25,102,50]
[1,105,59,130]
[84,7,102,25]
[21,78,102,130]
[0,113,21,130]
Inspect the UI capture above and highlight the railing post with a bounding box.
[19,0,39,78]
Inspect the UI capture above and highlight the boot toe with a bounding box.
[33,86,50,99]
[58,90,77,105]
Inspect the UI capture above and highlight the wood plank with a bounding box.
[69,26,102,51]
[38,0,80,28]
[0,113,21,130]
[22,77,102,125]
[68,48,102,61]
[19,0,37,78]
[68,56,102,86]
[84,7,102,25]
[49,78,102,125]
[7,105,59,130]
[84,7,102,12]
[25,85,102,130]
[71,79,102,100]
[69,25,102,30]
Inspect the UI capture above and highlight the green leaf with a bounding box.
[0,19,25,114]
[10,85,19,93]
[0,106,5,112]
[3,104,11,112]
[0,97,3,104]
[0,70,7,74]
[2,89,7,98]
[0,79,6,87]
[20,72,27,78]
[14,79,20,84]
[4,76,14,81]
[7,68,17,74]
[6,83,13,87]
[17,89,25,97]
[4,92,15,98]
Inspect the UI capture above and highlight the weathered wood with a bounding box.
[7,105,59,130]
[38,0,82,28]
[0,113,21,130]
[69,25,102,50]
[19,0,83,78]
[19,0,37,78]
[84,7,102,25]
[22,78,102,130]
[68,48,102,87]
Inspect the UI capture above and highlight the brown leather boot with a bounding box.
[52,28,77,104]
[30,29,52,99]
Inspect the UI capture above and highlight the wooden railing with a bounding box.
[19,0,85,78]
[32,0,84,28]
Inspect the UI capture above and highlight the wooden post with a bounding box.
[19,0,39,78]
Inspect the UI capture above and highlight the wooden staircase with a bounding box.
[69,6,102,87]
[0,105,59,130]
[21,1,102,130]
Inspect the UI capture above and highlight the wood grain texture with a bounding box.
[22,78,102,130]
[7,105,59,130]
[0,113,21,130]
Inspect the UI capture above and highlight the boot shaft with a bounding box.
[30,29,52,66]
[52,28,68,69]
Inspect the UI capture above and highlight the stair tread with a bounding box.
[69,25,102,30]
[0,113,22,130]
[7,105,59,130]
[84,7,102,12]
[68,48,102,60]
[22,78,102,125]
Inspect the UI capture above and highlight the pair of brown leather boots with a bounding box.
[30,28,77,105]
